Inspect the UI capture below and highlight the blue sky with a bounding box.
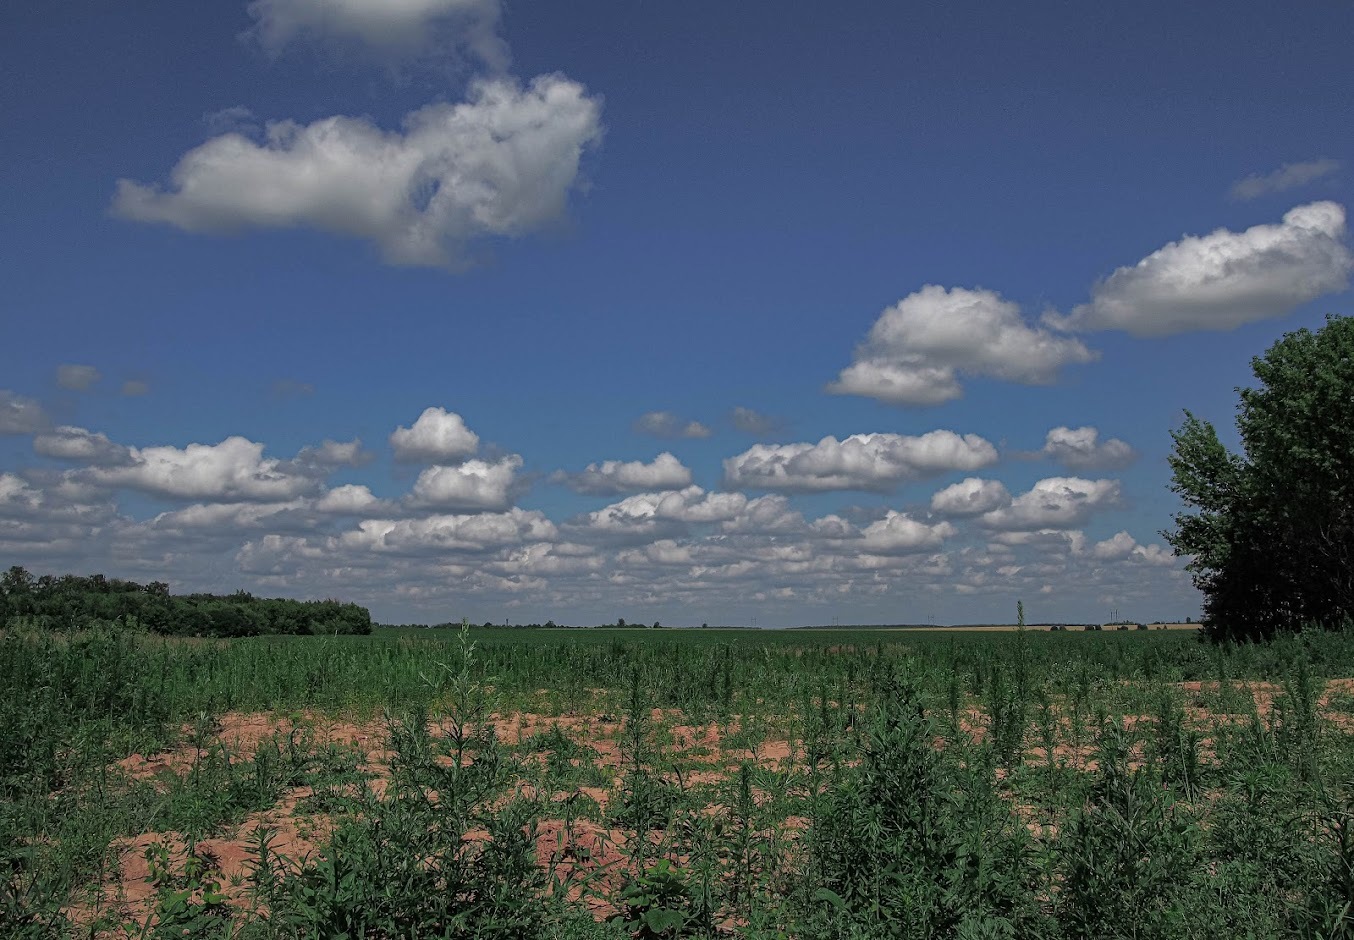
[2,0,1351,625]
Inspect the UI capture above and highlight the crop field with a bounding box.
[5,624,1354,938]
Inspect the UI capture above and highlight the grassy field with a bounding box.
[4,622,1354,938]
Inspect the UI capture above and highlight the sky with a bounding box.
[1,0,1352,626]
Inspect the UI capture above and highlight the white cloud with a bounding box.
[85,436,318,502]
[390,407,480,462]
[634,411,712,439]
[0,473,116,524]
[981,477,1122,531]
[723,431,998,493]
[1091,531,1175,566]
[0,391,49,435]
[578,486,748,536]
[828,285,1096,405]
[315,484,386,515]
[295,438,372,468]
[340,507,555,554]
[1047,202,1353,336]
[121,380,150,397]
[730,406,783,436]
[56,364,101,391]
[407,455,521,510]
[858,511,956,554]
[988,529,1088,555]
[717,494,807,534]
[144,500,310,534]
[1231,159,1340,201]
[33,427,132,465]
[113,75,602,269]
[554,452,693,495]
[930,477,1011,517]
[245,0,508,68]
[1040,426,1136,470]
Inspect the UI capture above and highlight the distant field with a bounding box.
[892,622,1202,632]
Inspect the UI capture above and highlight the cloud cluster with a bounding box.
[408,456,522,511]
[930,477,1011,517]
[554,452,693,495]
[724,431,997,492]
[114,76,603,268]
[295,438,372,468]
[829,286,1096,405]
[1048,202,1353,336]
[634,412,712,439]
[390,407,480,463]
[1090,530,1175,566]
[980,477,1122,531]
[83,436,321,502]
[1039,426,1136,470]
[0,391,49,435]
[831,202,1351,406]
[33,427,132,464]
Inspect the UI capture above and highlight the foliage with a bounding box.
[1166,315,1354,639]
[7,622,1354,935]
[0,566,371,637]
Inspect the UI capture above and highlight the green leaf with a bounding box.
[643,907,686,933]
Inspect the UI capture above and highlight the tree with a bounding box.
[1166,315,1354,640]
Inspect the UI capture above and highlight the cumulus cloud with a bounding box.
[315,484,386,515]
[340,507,555,554]
[0,473,118,528]
[828,285,1096,405]
[578,486,748,537]
[988,529,1088,555]
[980,477,1122,531]
[730,406,783,436]
[33,427,133,465]
[634,411,712,439]
[245,0,508,69]
[56,364,101,391]
[84,436,319,502]
[1231,159,1340,201]
[407,455,521,510]
[1047,202,1353,336]
[1090,531,1175,566]
[112,75,603,269]
[390,407,479,462]
[858,511,956,554]
[0,391,49,435]
[930,477,1011,517]
[295,438,373,468]
[554,452,693,495]
[142,500,311,535]
[1040,426,1136,470]
[723,431,998,493]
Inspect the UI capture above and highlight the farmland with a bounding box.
[5,623,1354,938]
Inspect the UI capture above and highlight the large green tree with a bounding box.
[1167,315,1354,640]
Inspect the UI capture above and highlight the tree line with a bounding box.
[0,567,371,637]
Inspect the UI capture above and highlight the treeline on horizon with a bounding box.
[0,566,371,637]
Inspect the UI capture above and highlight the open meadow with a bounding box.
[5,624,1354,938]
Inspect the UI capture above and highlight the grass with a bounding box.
[5,621,1354,936]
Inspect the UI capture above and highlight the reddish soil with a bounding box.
[71,677,1354,933]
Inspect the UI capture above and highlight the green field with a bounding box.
[5,623,1354,938]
